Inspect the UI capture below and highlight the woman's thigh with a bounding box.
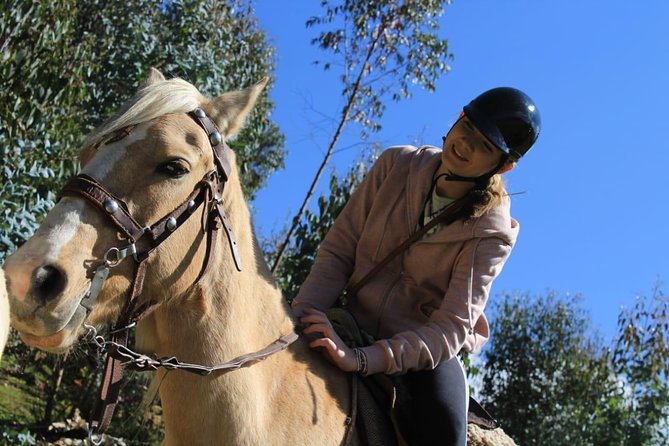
[401,356,468,446]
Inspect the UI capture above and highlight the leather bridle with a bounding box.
[57,108,297,440]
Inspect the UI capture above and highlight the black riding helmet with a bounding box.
[463,86,541,162]
[440,87,541,184]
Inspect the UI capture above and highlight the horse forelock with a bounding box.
[82,78,205,153]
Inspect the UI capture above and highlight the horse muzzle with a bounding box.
[4,256,88,352]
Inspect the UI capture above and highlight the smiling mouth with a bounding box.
[452,145,469,162]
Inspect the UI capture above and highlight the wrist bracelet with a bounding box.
[354,348,368,375]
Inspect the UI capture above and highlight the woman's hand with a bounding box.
[300,308,358,372]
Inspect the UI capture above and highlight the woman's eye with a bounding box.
[157,161,189,178]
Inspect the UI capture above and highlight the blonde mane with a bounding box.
[82,78,205,150]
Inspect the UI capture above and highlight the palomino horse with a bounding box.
[3,69,352,445]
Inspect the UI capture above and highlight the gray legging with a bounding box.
[398,356,468,446]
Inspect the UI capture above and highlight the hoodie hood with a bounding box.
[406,145,519,246]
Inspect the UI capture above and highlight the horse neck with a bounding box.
[137,171,299,442]
[200,174,293,356]
[143,170,292,362]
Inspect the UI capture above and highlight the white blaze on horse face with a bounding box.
[45,203,85,262]
[34,203,85,298]
[4,201,85,302]
[81,125,149,180]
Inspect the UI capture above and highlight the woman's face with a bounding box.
[441,116,505,177]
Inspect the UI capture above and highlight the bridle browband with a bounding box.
[57,108,298,441]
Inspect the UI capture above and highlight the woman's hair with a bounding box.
[466,168,512,219]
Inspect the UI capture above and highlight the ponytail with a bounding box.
[465,170,511,219]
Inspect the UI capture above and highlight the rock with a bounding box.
[467,424,518,446]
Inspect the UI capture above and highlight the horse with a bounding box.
[3,69,352,445]
[0,268,9,361]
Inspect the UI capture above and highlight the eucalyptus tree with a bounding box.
[480,290,669,446]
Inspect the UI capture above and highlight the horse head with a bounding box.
[4,69,266,353]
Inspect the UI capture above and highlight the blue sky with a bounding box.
[252,1,669,341]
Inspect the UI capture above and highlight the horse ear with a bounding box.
[141,67,166,89]
[206,78,268,138]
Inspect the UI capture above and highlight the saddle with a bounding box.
[327,307,398,446]
[327,308,499,446]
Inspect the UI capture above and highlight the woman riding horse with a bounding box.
[295,87,541,445]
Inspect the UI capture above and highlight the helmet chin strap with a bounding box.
[438,156,509,186]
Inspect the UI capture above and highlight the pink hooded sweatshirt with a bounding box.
[292,145,519,375]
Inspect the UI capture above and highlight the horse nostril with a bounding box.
[32,265,67,305]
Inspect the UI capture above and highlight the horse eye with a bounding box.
[157,160,189,179]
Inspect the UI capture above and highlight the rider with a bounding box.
[293,87,541,445]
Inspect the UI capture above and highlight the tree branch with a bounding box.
[270,20,388,274]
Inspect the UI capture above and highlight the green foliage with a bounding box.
[480,290,668,446]
[481,292,614,445]
[611,285,668,444]
[307,0,453,136]
[0,0,89,260]
[0,330,162,443]
[0,0,283,261]
[1,428,36,446]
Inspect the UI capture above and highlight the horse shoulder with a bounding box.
[264,340,350,444]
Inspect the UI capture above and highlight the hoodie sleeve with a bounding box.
[291,148,403,317]
[359,234,514,375]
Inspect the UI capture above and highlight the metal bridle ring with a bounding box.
[103,247,122,267]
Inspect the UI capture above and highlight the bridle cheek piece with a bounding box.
[57,108,297,439]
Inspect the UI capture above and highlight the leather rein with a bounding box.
[58,108,298,440]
